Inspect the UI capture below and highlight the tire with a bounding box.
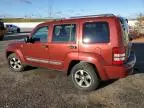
[71,62,99,91]
[17,28,20,33]
[8,53,25,72]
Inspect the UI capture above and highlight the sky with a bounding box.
[0,0,144,18]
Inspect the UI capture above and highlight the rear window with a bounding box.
[119,17,129,33]
[119,17,129,43]
[83,22,109,43]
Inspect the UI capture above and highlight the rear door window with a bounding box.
[83,22,110,43]
[52,24,76,42]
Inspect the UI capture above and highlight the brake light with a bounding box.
[112,47,126,65]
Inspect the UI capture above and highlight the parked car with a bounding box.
[6,14,136,91]
[6,24,20,33]
[0,19,6,40]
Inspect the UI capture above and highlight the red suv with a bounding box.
[6,14,136,91]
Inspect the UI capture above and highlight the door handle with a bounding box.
[68,45,77,49]
[41,44,48,48]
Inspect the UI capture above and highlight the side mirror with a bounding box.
[24,36,30,43]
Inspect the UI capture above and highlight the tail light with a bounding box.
[112,47,126,65]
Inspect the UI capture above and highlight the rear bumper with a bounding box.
[104,51,136,79]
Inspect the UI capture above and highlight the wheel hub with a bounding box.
[9,57,22,70]
[74,70,92,88]
[81,76,85,80]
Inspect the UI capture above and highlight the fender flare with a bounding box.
[6,48,26,64]
[64,52,109,80]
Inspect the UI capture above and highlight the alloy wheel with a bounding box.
[74,70,92,88]
[9,57,22,70]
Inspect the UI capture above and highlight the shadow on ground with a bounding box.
[24,66,37,71]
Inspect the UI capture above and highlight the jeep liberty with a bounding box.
[6,14,136,91]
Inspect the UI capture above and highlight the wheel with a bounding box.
[8,53,25,72]
[17,28,20,33]
[71,62,99,91]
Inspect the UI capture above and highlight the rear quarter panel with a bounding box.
[79,17,120,65]
[78,52,109,80]
[76,17,121,80]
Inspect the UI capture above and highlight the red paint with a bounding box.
[6,15,136,80]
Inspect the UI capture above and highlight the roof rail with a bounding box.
[50,18,66,22]
[70,14,115,19]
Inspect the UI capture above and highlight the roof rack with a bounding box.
[51,18,66,21]
[70,14,115,19]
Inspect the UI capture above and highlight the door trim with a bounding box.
[26,57,62,65]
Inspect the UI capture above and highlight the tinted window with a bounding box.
[52,24,76,42]
[119,17,129,43]
[83,22,109,43]
[32,26,48,43]
[119,17,129,33]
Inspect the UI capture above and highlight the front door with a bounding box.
[21,26,49,67]
[48,24,78,70]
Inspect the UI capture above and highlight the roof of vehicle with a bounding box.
[38,14,120,26]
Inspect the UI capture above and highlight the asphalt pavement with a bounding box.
[132,42,144,72]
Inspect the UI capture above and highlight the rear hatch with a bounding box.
[119,17,131,59]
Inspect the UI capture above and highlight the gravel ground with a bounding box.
[0,34,144,108]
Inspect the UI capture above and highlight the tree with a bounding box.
[135,13,144,34]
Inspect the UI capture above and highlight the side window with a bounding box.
[52,24,76,42]
[83,22,109,43]
[32,26,48,43]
